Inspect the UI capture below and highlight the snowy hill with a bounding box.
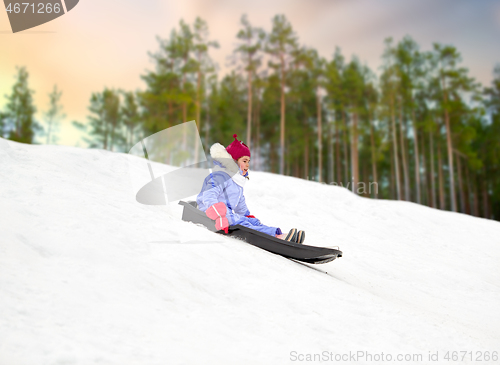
[1,137,500,365]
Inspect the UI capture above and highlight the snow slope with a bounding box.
[1,137,500,365]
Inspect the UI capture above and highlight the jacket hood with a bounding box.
[210,143,239,176]
[210,142,247,187]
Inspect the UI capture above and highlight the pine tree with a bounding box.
[86,88,122,150]
[395,36,425,203]
[234,14,265,150]
[121,91,141,151]
[381,38,402,200]
[193,17,219,137]
[364,78,380,198]
[325,48,348,185]
[429,44,478,212]
[208,72,247,146]
[0,111,7,138]
[4,66,39,144]
[343,57,365,192]
[265,14,298,175]
[307,49,326,182]
[482,64,500,218]
[44,84,65,145]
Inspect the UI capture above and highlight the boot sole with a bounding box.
[285,228,297,242]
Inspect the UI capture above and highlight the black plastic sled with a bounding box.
[178,201,342,264]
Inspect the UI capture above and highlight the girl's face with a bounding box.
[237,156,250,174]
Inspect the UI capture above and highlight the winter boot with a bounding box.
[284,228,298,242]
[295,230,305,244]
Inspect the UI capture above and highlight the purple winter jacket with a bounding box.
[196,143,279,237]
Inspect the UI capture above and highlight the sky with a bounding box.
[1,0,500,146]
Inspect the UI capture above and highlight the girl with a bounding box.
[196,134,305,243]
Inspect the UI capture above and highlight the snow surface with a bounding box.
[1,137,500,365]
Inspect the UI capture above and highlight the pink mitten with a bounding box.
[205,202,227,220]
[215,216,229,233]
[206,202,229,233]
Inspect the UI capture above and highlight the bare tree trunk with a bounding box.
[399,100,410,201]
[465,162,472,215]
[390,140,395,200]
[271,145,276,173]
[362,163,369,197]
[474,174,480,216]
[196,70,202,132]
[391,96,401,200]
[15,100,20,137]
[411,109,421,204]
[437,140,446,210]
[335,119,341,185]
[369,112,378,199]
[127,123,131,151]
[420,130,429,206]
[304,133,309,179]
[487,183,492,219]
[256,97,261,170]
[441,76,457,212]
[102,109,108,150]
[317,90,322,182]
[168,101,173,127]
[351,111,359,192]
[429,129,437,208]
[182,66,187,124]
[257,102,264,168]
[246,69,253,150]
[194,69,202,163]
[444,109,456,211]
[482,178,489,219]
[110,123,115,152]
[342,111,349,185]
[46,116,53,144]
[455,152,465,213]
[204,96,210,162]
[310,133,315,181]
[279,52,286,175]
[472,170,479,216]
[181,61,188,150]
[328,118,334,184]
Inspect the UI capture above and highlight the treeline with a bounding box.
[1,66,64,145]
[1,15,499,220]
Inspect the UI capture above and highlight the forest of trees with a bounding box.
[1,15,499,220]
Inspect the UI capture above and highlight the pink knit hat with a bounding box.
[226,134,251,160]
